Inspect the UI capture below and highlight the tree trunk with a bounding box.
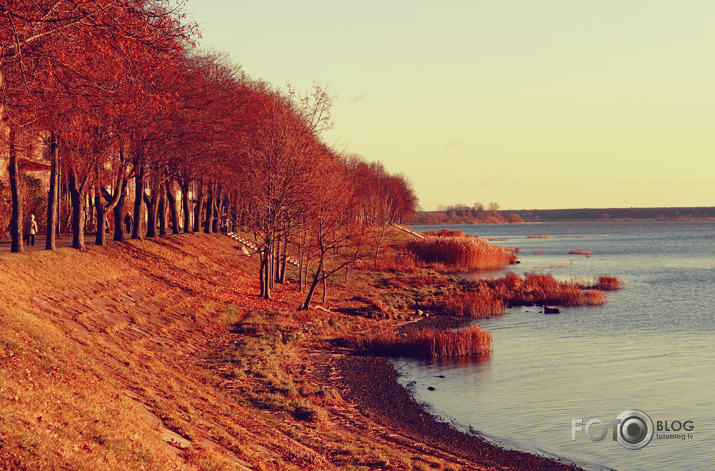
[166,180,180,235]
[96,171,128,246]
[8,127,24,253]
[204,182,214,233]
[95,190,108,246]
[113,180,127,242]
[321,272,327,303]
[278,228,289,283]
[86,188,96,235]
[68,169,86,251]
[180,179,193,233]
[212,183,222,233]
[144,179,158,238]
[300,257,325,310]
[158,198,166,236]
[259,235,275,299]
[274,236,282,283]
[45,133,59,250]
[259,254,271,299]
[193,180,203,232]
[132,163,145,240]
[158,185,167,236]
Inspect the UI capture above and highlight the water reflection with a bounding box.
[395,221,715,471]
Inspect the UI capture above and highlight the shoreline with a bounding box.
[333,315,588,471]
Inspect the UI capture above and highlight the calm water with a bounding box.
[394,221,715,471]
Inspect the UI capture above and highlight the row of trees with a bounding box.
[1,1,417,308]
[408,203,523,225]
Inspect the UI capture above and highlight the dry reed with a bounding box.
[356,324,492,358]
[423,228,468,238]
[406,236,517,272]
[577,275,623,291]
[438,289,505,318]
[482,272,609,306]
[569,250,591,257]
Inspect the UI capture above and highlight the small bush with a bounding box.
[595,276,623,291]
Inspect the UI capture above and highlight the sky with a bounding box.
[188,1,715,211]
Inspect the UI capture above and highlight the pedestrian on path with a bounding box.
[24,214,38,247]
[124,213,133,234]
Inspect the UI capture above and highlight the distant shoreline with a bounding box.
[408,206,715,225]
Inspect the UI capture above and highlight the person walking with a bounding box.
[124,213,133,234]
[24,214,38,247]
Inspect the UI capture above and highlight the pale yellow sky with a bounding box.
[190,1,715,210]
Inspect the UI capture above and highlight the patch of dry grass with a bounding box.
[438,288,506,318]
[0,233,462,470]
[355,324,492,358]
[406,235,517,272]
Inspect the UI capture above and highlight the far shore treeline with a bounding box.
[1,1,417,306]
[408,205,715,225]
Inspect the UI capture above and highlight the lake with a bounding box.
[394,220,715,471]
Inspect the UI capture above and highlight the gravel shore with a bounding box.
[337,315,588,471]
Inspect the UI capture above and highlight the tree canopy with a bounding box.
[1,2,417,306]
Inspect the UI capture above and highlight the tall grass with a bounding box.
[406,236,517,272]
[452,272,621,308]
[439,288,505,318]
[577,275,624,291]
[356,324,492,358]
[495,272,606,306]
[422,228,468,238]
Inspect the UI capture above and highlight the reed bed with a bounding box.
[596,275,623,290]
[527,234,550,239]
[569,250,591,257]
[483,272,608,306]
[439,290,506,318]
[432,272,619,320]
[576,275,623,291]
[406,236,517,272]
[355,324,492,358]
[422,228,468,238]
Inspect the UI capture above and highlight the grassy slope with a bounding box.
[0,233,471,471]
